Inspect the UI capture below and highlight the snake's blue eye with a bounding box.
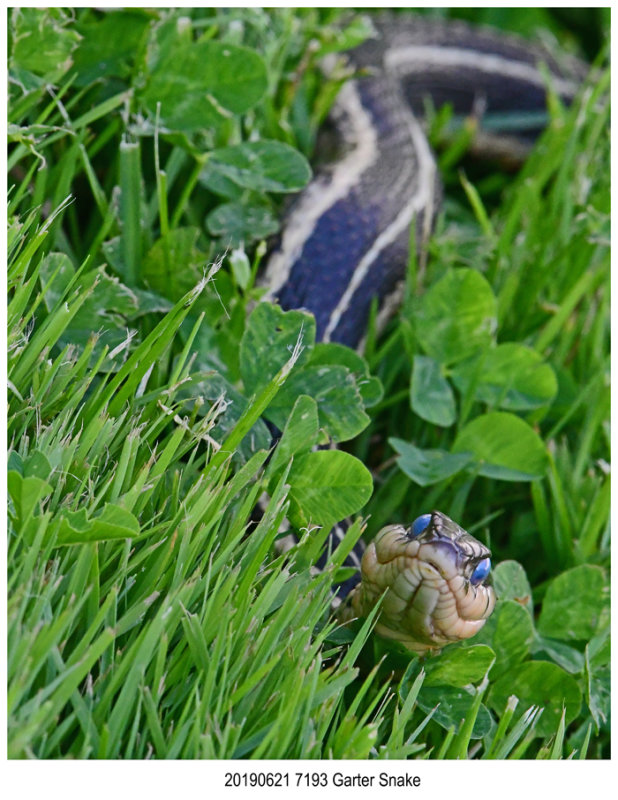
[471,558,491,585]
[410,514,432,538]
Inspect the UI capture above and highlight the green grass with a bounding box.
[7,8,609,759]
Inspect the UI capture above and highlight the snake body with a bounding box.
[264,15,585,654]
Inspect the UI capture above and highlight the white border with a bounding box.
[2,4,614,797]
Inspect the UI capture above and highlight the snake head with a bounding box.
[351,510,496,655]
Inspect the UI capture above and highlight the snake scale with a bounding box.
[262,15,586,656]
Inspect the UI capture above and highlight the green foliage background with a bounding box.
[7,8,609,759]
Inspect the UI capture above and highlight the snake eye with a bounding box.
[410,514,432,538]
[471,557,491,585]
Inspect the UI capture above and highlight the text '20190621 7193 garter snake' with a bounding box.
[260,15,586,656]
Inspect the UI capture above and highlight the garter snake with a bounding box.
[263,15,585,655]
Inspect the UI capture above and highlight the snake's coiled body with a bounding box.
[264,15,585,653]
[264,15,584,348]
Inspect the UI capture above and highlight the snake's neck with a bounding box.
[338,583,444,657]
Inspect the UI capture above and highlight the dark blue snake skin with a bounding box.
[275,77,427,347]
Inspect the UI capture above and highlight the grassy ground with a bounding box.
[7,8,610,759]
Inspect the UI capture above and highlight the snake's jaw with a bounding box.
[349,511,496,655]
